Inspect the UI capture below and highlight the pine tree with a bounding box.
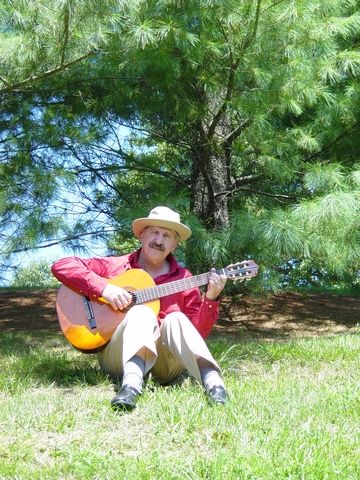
[1,0,359,287]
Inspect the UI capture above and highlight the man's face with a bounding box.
[139,226,178,263]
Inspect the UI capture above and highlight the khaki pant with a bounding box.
[97,305,221,385]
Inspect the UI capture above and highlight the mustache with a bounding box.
[149,241,165,252]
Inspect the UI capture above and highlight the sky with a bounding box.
[2,239,108,286]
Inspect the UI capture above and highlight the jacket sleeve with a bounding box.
[51,256,115,299]
[182,287,220,339]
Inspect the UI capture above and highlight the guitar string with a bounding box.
[134,265,258,304]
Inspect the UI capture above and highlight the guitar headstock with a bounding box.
[220,260,258,282]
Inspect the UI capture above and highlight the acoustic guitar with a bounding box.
[56,260,258,353]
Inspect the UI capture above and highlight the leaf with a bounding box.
[337,50,360,76]
[292,128,321,153]
[303,164,346,193]
[129,21,158,49]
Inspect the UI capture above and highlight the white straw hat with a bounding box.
[132,206,192,242]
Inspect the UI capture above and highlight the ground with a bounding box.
[0,289,359,340]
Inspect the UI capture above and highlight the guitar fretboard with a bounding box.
[133,269,224,304]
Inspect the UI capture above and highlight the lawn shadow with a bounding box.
[0,331,108,388]
[28,356,107,387]
[0,331,63,354]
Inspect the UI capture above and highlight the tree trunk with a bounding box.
[191,151,230,229]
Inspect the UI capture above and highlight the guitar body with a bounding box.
[55,259,258,354]
[56,269,160,353]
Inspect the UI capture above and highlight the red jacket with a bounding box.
[51,249,220,338]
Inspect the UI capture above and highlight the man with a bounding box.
[52,206,228,410]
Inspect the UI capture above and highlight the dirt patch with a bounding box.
[217,293,360,340]
[0,290,60,333]
[0,289,359,341]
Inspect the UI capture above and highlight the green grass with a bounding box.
[286,286,360,298]
[1,330,360,479]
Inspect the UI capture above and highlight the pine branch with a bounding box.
[215,185,297,203]
[193,120,216,200]
[60,2,71,67]
[11,229,116,254]
[240,188,297,201]
[0,49,97,95]
[207,1,262,140]
[74,159,188,187]
[241,0,262,51]
[207,56,241,140]
[233,174,263,187]
[304,122,360,163]
[86,141,189,187]
[109,121,194,152]
[0,76,11,87]
[63,142,127,201]
[263,0,288,13]
[224,119,250,144]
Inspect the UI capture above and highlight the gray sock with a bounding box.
[122,355,145,393]
[199,363,225,392]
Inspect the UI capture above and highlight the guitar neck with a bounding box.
[134,269,224,305]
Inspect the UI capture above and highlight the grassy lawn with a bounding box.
[1,330,360,479]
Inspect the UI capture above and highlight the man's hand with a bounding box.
[205,268,227,301]
[101,284,133,310]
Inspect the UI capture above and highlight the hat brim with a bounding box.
[132,218,192,242]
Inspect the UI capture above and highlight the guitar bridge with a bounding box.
[82,296,97,329]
